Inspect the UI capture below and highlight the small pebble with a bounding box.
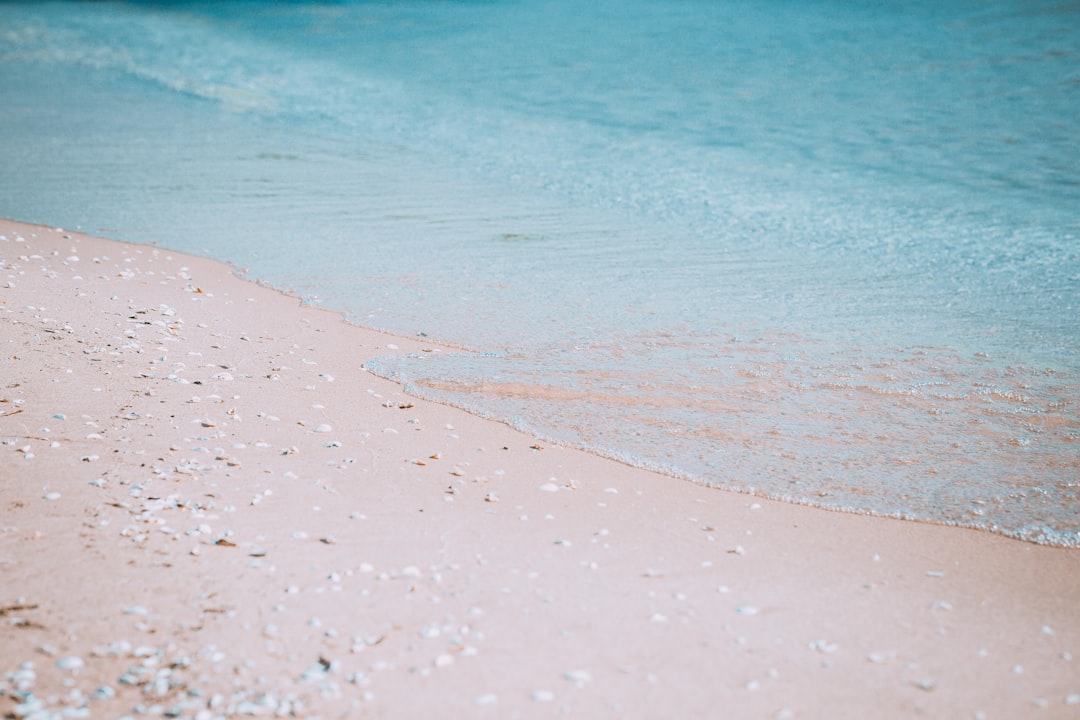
[56,656,83,670]
[564,669,591,686]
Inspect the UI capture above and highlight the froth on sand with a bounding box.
[1,219,1077,718]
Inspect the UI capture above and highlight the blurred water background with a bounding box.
[1,0,1078,544]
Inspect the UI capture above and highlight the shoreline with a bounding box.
[2,218,1078,718]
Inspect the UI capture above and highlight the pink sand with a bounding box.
[1,219,1078,718]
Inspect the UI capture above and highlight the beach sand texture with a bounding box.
[2,219,1078,718]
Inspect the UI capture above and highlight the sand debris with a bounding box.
[563,669,591,688]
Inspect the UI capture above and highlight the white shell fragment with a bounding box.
[56,656,84,670]
[563,669,591,687]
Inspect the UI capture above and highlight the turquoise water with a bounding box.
[1,0,1078,544]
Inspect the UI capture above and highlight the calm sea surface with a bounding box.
[2,0,1078,544]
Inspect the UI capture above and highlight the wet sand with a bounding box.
[2,218,1078,719]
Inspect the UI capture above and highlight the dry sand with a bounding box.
[1,218,1078,719]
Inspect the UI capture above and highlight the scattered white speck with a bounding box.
[315,424,333,433]
[1065,694,1079,705]
[649,613,668,623]
[474,694,497,706]
[735,606,759,616]
[434,654,454,668]
[532,690,555,702]
[564,670,591,687]
[43,492,61,501]
[56,656,83,670]
[809,640,839,654]
[539,483,559,492]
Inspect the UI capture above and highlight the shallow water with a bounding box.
[1,0,1078,544]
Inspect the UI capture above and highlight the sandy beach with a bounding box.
[1,217,1077,719]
